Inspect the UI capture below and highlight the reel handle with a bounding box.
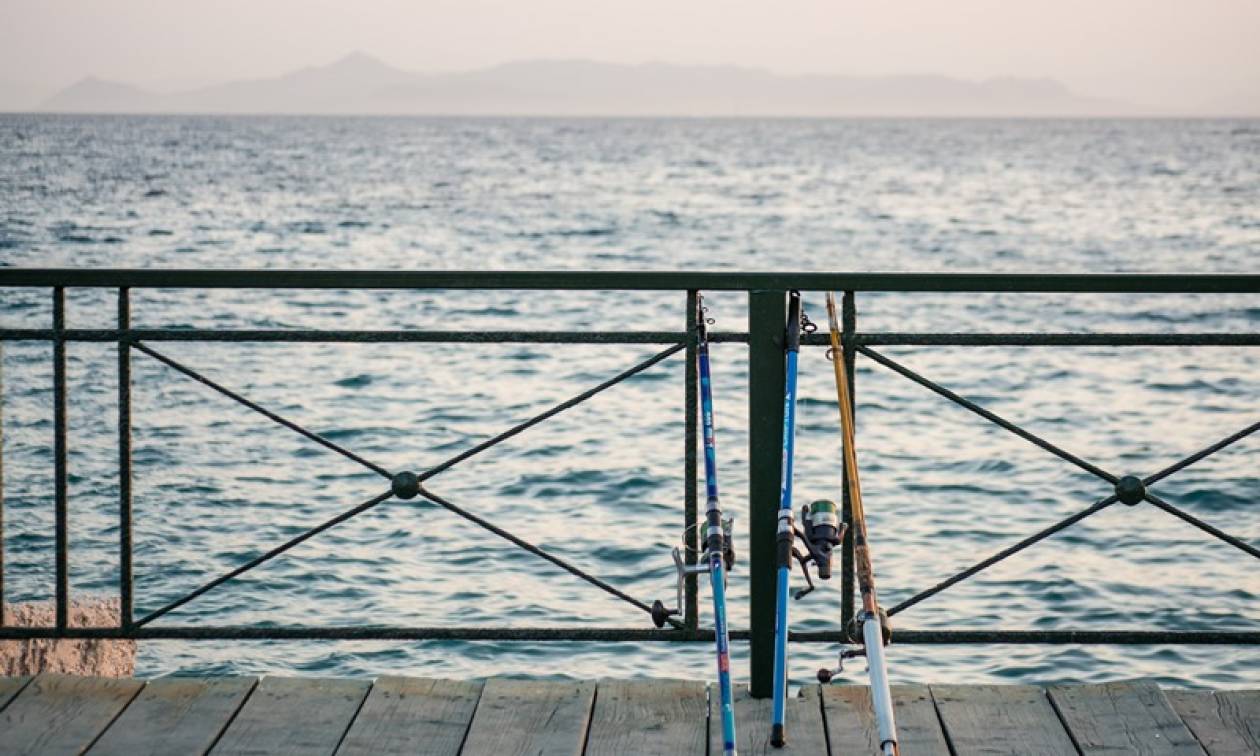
[651,546,707,627]
[651,547,688,628]
[650,599,679,629]
[818,647,866,683]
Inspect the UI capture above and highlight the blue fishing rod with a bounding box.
[652,292,738,756]
[767,292,838,748]
[770,290,805,748]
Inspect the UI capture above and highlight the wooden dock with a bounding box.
[0,674,1256,755]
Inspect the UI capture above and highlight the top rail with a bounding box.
[2,268,1260,293]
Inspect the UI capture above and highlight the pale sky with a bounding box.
[2,0,1258,111]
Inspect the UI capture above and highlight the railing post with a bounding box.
[841,290,856,632]
[119,288,133,629]
[0,341,4,628]
[53,286,68,632]
[748,289,786,697]
[683,290,699,631]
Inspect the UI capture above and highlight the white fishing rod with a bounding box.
[819,291,899,756]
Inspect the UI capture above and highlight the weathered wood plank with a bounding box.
[88,676,257,756]
[210,677,370,756]
[0,673,144,755]
[931,683,1076,755]
[585,679,707,755]
[3,674,1251,756]
[1166,689,1260,756]
[822,683,949,755]
[714,685,828,755]
[459,678,594,756]
[1049,680,1204,755]
[335,677,482,756]
[0,676,32,711]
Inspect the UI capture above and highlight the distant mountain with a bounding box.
[40,76,159,113]
[161,51,422,113]
[37,52,1150,117]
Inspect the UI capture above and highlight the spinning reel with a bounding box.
[790,499,847,600]
[651,511,735,628]
[816,607,893,683]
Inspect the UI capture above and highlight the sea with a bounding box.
[0,115,1257,688]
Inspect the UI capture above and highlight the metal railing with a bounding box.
[1,269,1258,698]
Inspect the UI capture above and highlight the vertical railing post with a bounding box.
[748,289,786,697]
[53,286,68,632]
[840,290,856,632]
[683,290,699,632]
[0,341,5,628]
[118,288,133,629]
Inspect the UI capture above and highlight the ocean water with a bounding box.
[0,115,1257,689]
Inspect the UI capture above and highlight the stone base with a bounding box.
[0,598,135,677]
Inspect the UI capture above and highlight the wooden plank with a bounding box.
[822,683,949,755]
[585,679,707,756]
[210,676,370,756]
[459,678,593,756]
[1049,680,1205,755]
[1166,690,1260,756]
[0,676,32,711]
[0,673,144,755]
[713,685,828,755]
[931,683,1076,755]
[335,677,482,756]
[89,676,257,756]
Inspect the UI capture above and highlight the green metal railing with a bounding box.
[1,269,1258,699]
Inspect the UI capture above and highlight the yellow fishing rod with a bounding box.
[819,291,899,756]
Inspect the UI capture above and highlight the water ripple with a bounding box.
[0,115,1256,687]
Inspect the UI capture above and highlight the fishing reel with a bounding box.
[816,607,893,683]
[791,499,847,600]
[651,513,735,628]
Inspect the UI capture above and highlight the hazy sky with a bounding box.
[2,0,1258,110]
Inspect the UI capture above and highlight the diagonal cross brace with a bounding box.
[858,347,1259,616]
[131,341,685,628]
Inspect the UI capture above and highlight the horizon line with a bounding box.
[5,110,1255,119]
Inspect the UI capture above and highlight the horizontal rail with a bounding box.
[3,329,1257,347]
[841,333,1260,347]
[0,626,1256,644]
[3,268,1260,293]
[0,329,691,344]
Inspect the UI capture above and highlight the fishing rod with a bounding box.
[817,291,899,756]
[749,290,850,749]
[768,292,842,749]
[770,291,808,747]
[651,292,738,756]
